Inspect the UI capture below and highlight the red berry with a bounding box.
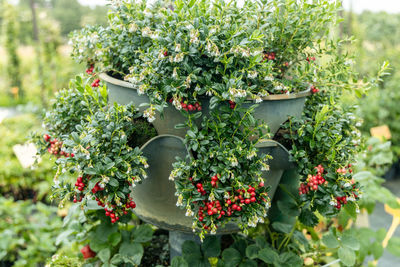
[211,181,216,187]
[81,245,96,259]
[236,206,242,211]
[245,199,251,204]
[105,211,110,216]
[226,199,231,205]
[196,183,202,188]
[110,213,115,219]
[163,50,168,57]
[70,153,75,157]
[188,104,194,111]
[250,197,256,202]
[207,210,213,216]
[259,182,264,187]
[43,134,51,142]
[232,204,238,210]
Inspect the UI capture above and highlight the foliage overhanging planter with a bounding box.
[100,72,311,137]
[131,135,295,233]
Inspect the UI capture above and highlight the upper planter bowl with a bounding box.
[100,73,311,137]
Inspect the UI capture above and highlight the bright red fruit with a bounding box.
[81,245,96,259]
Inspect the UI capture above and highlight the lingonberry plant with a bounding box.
[35,75,157,223]
[65,0,376,236]
[171,105,271,237]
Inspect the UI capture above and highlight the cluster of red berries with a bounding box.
[86,65,94,75]
[182,102,202,111]
[43,134,74,158]
[310,85,319,94]
[196,182,266,229]
[91,79,100,87]
[335,196,347,209]
[337,164,353,174]
[263,52,276,61]
[105,209,121,223]
[306,56,316,62]
[299,165,327,195]
[73,194,83,203]
[75,176,86,192]
[91,182,104,194]
[195,182,206,196]
[104,198,136,223]
[228,100,236,109]
[198,200,225,222]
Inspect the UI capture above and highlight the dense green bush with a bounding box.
[0,197,62,266]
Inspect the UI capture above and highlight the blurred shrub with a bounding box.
[0,113,54,200]
[0,197,62,266]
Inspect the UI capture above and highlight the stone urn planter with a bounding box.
[100,73,310,234]
[99,73,311,137]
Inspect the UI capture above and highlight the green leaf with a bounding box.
[108,178,119,187]
[371,241,384,260]
[279,252,302,267]
[341,231,360,251]
[239,259,257,267]
[171,256,189,267]
[202,236,221,258]
[338,247,356,266]
[182,241,202,259]
[322,233,339,248]
[132,224,153,243]
[119,242,144,265]
[71,132,80,143]
[257,247,279,264]
[387,237,400,257]
[344,202,357,219]
[222,248,242,266]
[271,222,292,234]
[98,248,111,263]
[245,244,260,260]
[108,232,122,246]
[110,254,123,265]
[299,208,319,227]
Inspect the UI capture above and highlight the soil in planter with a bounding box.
[127,118,158,148]
[141,229,170,266]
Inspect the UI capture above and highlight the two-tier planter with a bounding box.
[100,73,310,255]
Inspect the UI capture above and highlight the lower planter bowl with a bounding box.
[100,73,310,138]
[131,135,295,233]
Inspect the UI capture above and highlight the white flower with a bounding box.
[176,194,183,207]
[172,97,182,110]
[174,53,184,63]
[255,96,262,103]
[128,23,138,33]
[247,150,257,159]
[195,85,201,91]
[208,192,215,202]
[190,29,199,44]
[138,84,146,95]
[344,182,351,188]
[228,87,247,99]
[185,206,194,216]
[248,71,258,79]
[172,68,178,78]
[143,106,156,123]
[141,27,152,37]
[344,59,354,66]
[175,43,181,52]
[329,199,337,206]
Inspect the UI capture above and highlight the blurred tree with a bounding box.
[49,0,83,36]
[2,3,24,99]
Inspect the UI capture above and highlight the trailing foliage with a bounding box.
[172,106,271,237]
[35,75,157,224]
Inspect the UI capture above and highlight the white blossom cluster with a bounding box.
[143,106,156,122]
